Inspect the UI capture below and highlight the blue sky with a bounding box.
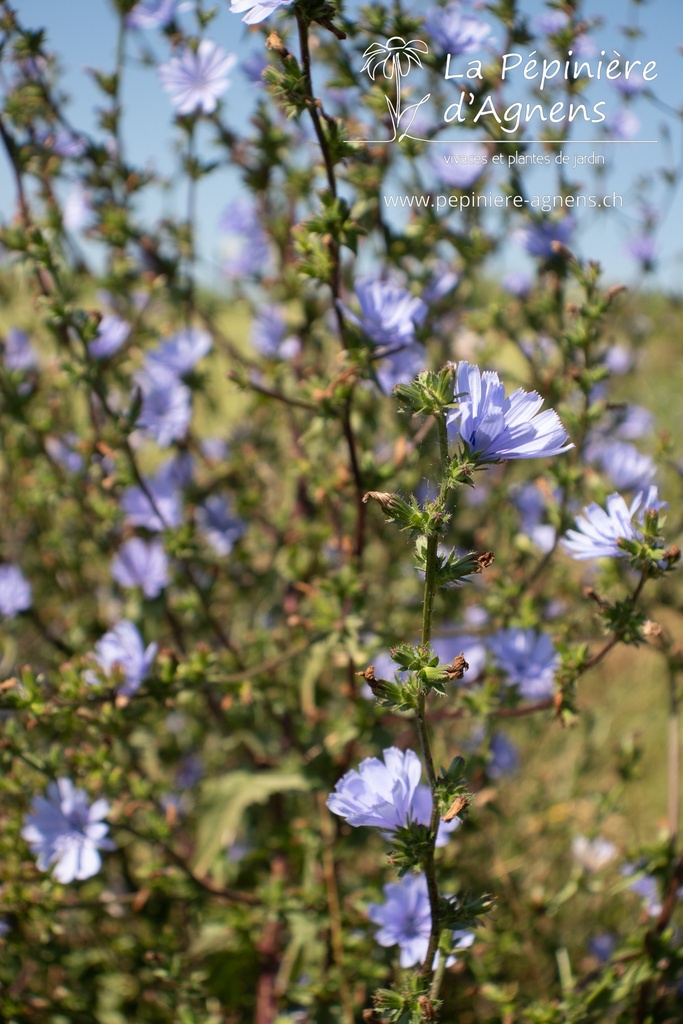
[2,0,682,292]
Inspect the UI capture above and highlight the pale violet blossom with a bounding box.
[159,41,236,115]
[111,538,170,598]
[562,486,666,560]
[0,564,32,618]
[368,872,474,968]
[92,621,157,697]
[326,747,459,846]
[488,627,559,700]
[21,779,115,883]
[447,361,573,462]
[230,0,292,24]
[572,836,617,872]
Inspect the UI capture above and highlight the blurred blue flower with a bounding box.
[0,564,32,617]
[241,51,269,84]
[196,495,244,556]
[517,218,573,258]
[341,277,426,348]
[63,182,91,232]
[159,41,236,115]
[432,634,487,682]
[602,344,633,375]
[606,107,640,140]
[375,344,424,394]
[146,327,212,378]
[220,199,271,279]
[368,872,474,968]
[41,128,87,158]
[588,440,656,492]
[562,486,665,560]
[533,11,569,34]
[627,233,657,271]
[93,620,157,697]
[572,835,617,872]
[136,371,193,447]
[590,933,617,962]
[488,627,559,700]
[621,865,664,917]
[424,6,494,55]
[230,0,292,24]
[613,71,646,97]
[4,327,38,372]
[89,315,130,359]
[429,142,488,189]
[447,361,572,463]
[45,434,85,474]
[111,538,169,598]
[21,779,115,883]
[126,0,181,28]
[121,466,183,531]
[326,747,459,845]
[488,732,519,778]
[423,265,459,304]
[513,481,556,553]
[501,270,532,297]
[251,306,300,359]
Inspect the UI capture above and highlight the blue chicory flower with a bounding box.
[4,327,38,372]
[326,747,459,846]
[21,779,115,883]
[488,627,559,700]
[251,306,300,359]
[562,486,666,560]
[111,538,170,598]
[121,464,184,531]
[424,5,494,55]
[513,481,556,553]
[571,836,617,872]
[89,315,131,359]
[230,0,293,25]
[0,564,32,618]
[447,361,573,463]
[45,434,85,474]
[429,141,488,189]
[627,233,657,271]
[516,218,573,258]
[488,732,519,778]
[341,277,427,349]
[220,199,271,279]
[196,495,244,556]
[145,327,212,378]
[587,439,656,492]
[126,0,182,28]
[92,620,158,697]
[135,370,193,448]
[368,872,474,968]
[159,41,236,115]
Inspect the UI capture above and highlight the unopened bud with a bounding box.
[266,31,289,57]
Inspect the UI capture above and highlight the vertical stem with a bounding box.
[416,410,453,985]
[668,666,680,842]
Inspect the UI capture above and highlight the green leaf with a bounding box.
[193,770,310,875]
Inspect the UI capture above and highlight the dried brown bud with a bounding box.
[664,544,681,565]
[362,490,395,508]
[442,794,469,823]
[444,653,469,681]
[551,240,574,261]
[356,665,376,682]
[266,31,289,57]
[476,550,495,571]
[417,996,438,1021]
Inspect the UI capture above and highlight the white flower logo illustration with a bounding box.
[361,36,431,142]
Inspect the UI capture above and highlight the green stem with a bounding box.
[416,409,453,986]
